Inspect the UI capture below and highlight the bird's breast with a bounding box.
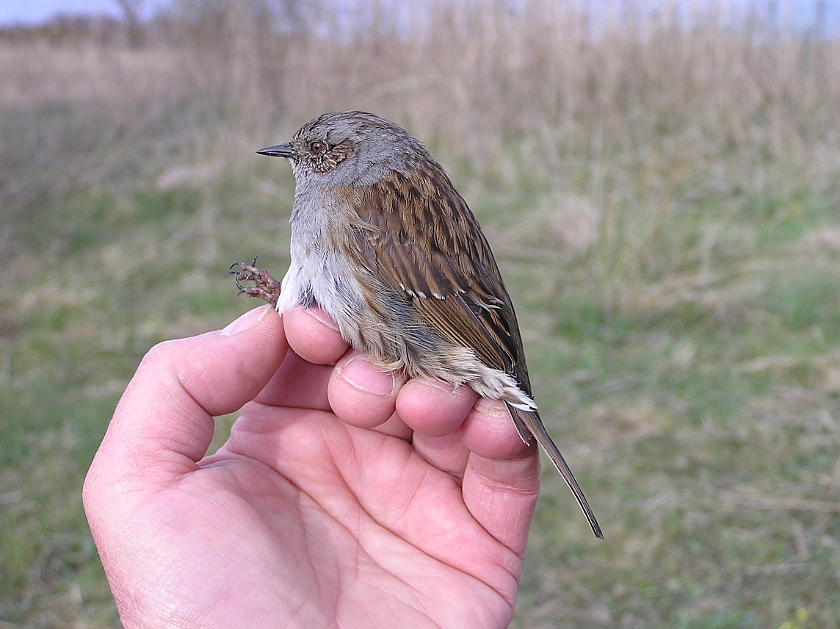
[280,216,371,352]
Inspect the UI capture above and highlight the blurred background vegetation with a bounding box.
[1,0,839,626]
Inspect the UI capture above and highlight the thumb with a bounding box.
[85,305,286,494]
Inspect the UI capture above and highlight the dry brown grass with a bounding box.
[5,0,839,299]
[6,1,839,183]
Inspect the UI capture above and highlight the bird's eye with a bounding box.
[310,141,326,154]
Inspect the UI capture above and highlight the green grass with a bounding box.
[2,14,840,626]
[7,152,837,627]
[505,183,840,626]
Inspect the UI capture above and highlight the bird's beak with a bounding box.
[256,142,296,159]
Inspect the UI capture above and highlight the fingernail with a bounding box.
[305,306,340,332]
[414,379,460,397]
[337,355,396,396]
[473,398,510,418]
[221,305,272,335]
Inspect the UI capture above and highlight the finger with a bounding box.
[460,399,534,461]
[252,347,412,437]
[85,305,287,489]
[254,348,333,411]
[327,352,405,430]
[374,411,415,440]
[409,432,470,478]
[398,380,478,476]
[283,305,348,365]
[460,400,541,557]
[397,380,478,437]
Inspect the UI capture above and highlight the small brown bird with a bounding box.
[231,111,602,538]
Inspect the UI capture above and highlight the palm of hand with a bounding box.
[84,307,539,629]
[180,403,521,628]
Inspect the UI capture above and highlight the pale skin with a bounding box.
[83,304,541,628]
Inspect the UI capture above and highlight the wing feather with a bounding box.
[337,162,602,539]
[341,165,531,397]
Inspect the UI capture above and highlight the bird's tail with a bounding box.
[506,403,603,539]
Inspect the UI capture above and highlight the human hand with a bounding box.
[83,304,541,628]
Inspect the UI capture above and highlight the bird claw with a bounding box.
[227,257,281,306]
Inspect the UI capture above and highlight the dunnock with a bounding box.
[231,111,602,538]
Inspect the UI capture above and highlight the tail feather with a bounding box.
[507,403,603,539]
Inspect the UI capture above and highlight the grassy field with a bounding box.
[1,1,840,626]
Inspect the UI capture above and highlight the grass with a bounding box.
[1,1,840,626]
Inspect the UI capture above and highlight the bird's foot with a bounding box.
[227,258,280,306]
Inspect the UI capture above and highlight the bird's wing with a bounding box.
[341,165,532,397]
[341,166,605,539]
